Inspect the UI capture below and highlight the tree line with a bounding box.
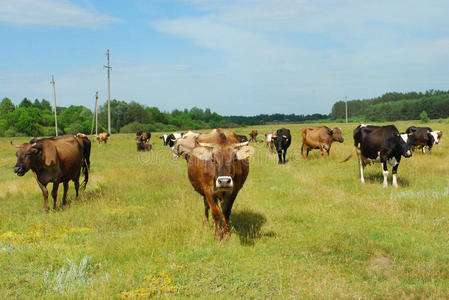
[331,90,449,121]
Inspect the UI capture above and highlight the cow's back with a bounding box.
[302,126,328,147]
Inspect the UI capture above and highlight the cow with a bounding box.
[343,124,412,187]
[12,135,91,211]
[160,132,185,155]
[95,132,110,144]
[272,128,291,164]
[173,132,201,160]
[236,135,248,143]
[136,134,152,152]
[301,126,344,158]
[136,131,151,143]
[405,126,442,153]
[249,129,258,142]
[187,129,255,239]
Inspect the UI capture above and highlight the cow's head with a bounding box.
[393,134,412,158]
[160,134,169,145]
[431,130,442,144]
[12,142,41,176]
[330,128,344,143]
[192,141,254,191]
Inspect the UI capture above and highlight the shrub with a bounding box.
[420,110,430,123]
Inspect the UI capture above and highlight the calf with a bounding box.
[95,132,110,144]
[301,126,344,158]
[249,129,258,142]
[272,128,291,164]
[344,124,412,187]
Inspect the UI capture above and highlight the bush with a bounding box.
[120,122,148,134]
[42,126,57,136]
[420,110,430,123]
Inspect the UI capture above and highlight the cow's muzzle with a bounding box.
[14,166,26,176]
[339,138,344,143]
[404,150,412,158]
[216,176,233,189]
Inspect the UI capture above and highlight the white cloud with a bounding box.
[0,0,120,28]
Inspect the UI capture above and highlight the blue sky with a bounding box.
[1,0,449,115]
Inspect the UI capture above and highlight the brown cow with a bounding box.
[249,129,258,142]
[187,129,255,240]
[12,135,90,211]
[136,134,152,152]
[136,131,151,143]
[301,126,344,158]
[95,132,110,144]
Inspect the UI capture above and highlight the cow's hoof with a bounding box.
[215,230,224,241]
[382,184,388,188]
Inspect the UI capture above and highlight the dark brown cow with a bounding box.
[95,132,110,144]
[249,129,258,142]
[301,126,344,158]
[404,126,442,154]
[12,135,90,211]
[187,129,255,239]
[136,134,152,152]
[136,131,151,143]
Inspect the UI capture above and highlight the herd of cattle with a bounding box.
[11,124,443,239]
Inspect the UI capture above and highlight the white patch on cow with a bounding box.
[392,174,398,188]
[382,163,388,188]
[359,157,365,184]
[360,124,371,128]
[171,146,179,157]
[430,131,439,144]
[422,147,426,153]
[266,133,272,143]
[172,132,183,139]
[400,134,408,143]
[162,134,168,144]
[388,157,398,167]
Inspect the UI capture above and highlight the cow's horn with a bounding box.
[233,141,249,147]
[10,141,20,148]
[171,138,177,142]
[198,142,215,148]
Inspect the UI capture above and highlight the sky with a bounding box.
[0,0,448,116]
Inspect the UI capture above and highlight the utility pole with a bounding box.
[345,96,348,124]
[90,91,99,135]
[51,75,58,136]
[104,49,112,134]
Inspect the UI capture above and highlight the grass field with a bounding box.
[1,121,449,299]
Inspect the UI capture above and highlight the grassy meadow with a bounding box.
[1,120,449,299]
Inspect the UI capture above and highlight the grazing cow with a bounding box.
[343,124,412,187]
[12,135,91,211]
[272,128,291,164]
[187,129,255,239]
[136,134,152,152]
[95,132,110,144]
[405,126,442,153]
[249,129,258,142]
[301,126,344,158]
[136,131,151,143]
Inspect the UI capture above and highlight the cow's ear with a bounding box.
[41,143,57,167]
[192,147,212,161]
[236,146,255,160]
[329,130,334,135]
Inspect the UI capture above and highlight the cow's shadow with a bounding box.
[230,210,275,246]
[364,173,410,187]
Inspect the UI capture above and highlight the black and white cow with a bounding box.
[344,124,412,187]
[160,132,184,151]
[405,126,442,154]
[272,128,291,164]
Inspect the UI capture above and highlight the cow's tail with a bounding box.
[342,147,356,163]
[81,160,89,190]
[300,143,304,157]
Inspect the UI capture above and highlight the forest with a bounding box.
[0,97,328,137]
[331,90,449,121]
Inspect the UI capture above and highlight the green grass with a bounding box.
[1,121,449,299]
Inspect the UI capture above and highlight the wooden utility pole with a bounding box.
[345,96,348,124]
[51,75,58,136]
[90,91,99,135]
[104,49,112,134]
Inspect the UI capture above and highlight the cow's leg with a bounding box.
[204,191,222,239]
[221,198,235,238]
[392,158,401,188]
[301,144,305,158]
[203,196,210,227]
[277,150,283,164]
[51,183,59,210]
[358,156,365,184]
[62,181,69,205]
[422,146,425,154]
[36,180,49,212]
[319,144,325,156]
[381,161,388,188]
[283,149,287,164]
[74,179,80,197]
